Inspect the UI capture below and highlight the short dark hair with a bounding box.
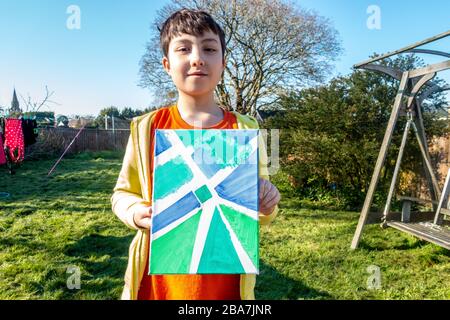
[159,9,226,59]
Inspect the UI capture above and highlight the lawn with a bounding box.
[0,151,449,299]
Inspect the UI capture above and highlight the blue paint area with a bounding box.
[155,130,172,156]
[192,147,223,178]
[152,192,201,234]
[215,150,258,211]
[235,130,257,146]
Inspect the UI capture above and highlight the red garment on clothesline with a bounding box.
[0,135,6,165]
[4,119,25,163]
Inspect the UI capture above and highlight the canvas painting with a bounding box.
[149,129,259,274]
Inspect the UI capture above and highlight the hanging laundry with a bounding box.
[22,119,38,147]
[0,117,5,141]
[0,135,6,165]
[4,118,25,163]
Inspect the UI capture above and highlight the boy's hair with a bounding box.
[159,9,226,59]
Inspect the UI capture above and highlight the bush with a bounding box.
[25,129,66,160]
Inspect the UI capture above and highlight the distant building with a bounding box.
[56,115,69,127]
[68,116,97,129]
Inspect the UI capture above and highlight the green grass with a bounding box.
[258,198,450,299]
[1,151,449,299]
[0,151,133,299]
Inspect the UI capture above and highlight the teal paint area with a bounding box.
[197,207,245,274]
[153,155,193,200]
[176,130,254,167]
[176,130,255,180]
[194,185,213,204]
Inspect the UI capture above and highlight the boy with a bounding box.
[111,8,280,300]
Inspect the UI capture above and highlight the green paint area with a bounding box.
[153,155,193,200]
[176,130,254,168]
[150,209,202,274]
[194,185,213,204]
[220,204,259,270]
[197,207,245,274]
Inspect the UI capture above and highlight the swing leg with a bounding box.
[411,121,441,201]
[351,71,410,249]
[413,100,440,209]
[434,167,450,225]
[382,120,411,225]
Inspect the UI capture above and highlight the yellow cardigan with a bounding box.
[110,110,278,300]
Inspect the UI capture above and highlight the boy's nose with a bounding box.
[191,59,204,67]
[190,52,205,67]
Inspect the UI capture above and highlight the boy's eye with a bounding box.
[175,47,217,53]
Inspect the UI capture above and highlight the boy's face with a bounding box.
[162,30,225,98]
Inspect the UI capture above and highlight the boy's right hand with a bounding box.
[133,205,152,230]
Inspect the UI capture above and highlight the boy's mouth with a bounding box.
[187,71,208,77]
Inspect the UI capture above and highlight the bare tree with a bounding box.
[0,106,8,118]
[139,0,342,116]
[19,85,60,112]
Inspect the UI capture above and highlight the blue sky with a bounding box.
[0,0,449,116]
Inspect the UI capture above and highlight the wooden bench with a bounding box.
[389,197,450,250]
[386,221,450,250]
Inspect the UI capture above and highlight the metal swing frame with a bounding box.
[351,30,450,250]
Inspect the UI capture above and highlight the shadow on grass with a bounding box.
[358,239,427,251]
[64,233,132,264]
[255,262,332,300]
[358,235,450,256]
[0,152,122,204]
[63,233,133,298]
[278,197,360,214]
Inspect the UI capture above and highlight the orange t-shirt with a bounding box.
[137,105,241,300]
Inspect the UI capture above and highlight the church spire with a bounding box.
[11,88,21,113]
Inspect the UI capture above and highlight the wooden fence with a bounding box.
[37,127,130,154]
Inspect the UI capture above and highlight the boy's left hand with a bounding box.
[259,178,281,215]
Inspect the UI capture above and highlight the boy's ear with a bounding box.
[162,56,170,74]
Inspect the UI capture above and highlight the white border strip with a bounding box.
[188,200,216,273]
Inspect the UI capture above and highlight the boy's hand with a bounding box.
[259,178,281,216]
[133,205,152,229]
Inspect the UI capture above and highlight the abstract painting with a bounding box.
[149,129,259,274]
